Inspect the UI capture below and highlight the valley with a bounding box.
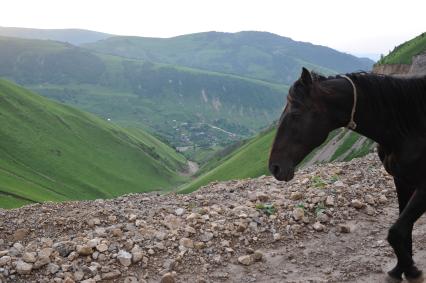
[0,35,287,150]
[2,28,425,209]
[0,2,425,282]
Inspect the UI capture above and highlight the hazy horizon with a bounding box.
[1,0,425,60]
[0,25,405,61]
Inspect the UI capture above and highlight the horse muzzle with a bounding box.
[269,162,295,182]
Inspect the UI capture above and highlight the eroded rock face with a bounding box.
[0,154,397,282]
[410,52,426,75]
[373,52,426,76]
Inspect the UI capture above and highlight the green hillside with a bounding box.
[0,36,287,149]
[179,128,375,193]
[0,79,188,209]
[84,31,374,84]
[377,32,426,65]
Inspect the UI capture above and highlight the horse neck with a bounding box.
[323,76,394,147]
[349,76,426,148]
[351,93,391,146]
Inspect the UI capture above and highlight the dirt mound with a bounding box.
[1,154,423,283]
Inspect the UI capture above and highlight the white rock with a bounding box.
[76,245,93,256]
[351,199,364,209]
[22,252,37,263]
[253,250,263,261]
[325,196,335,206]
[313,222,325,232]
[200,232,214,242]
[364,194,375,205]
[179,238,194,249]
[46,263,60,274]
[238,255,254,265]
[131,245,144,263]
[16,260,33,274]
[378,195,388,204]
[0,256,11,266]
[290,192,303,201]
[96,243,108,253]
[334,181,345,187]
[273,233,282,241]
[292,207,305,221]
[87,238,101,248]
[117,250,132,267]
[175,208,185,216]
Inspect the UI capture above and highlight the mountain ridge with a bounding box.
[0,26,112,45]
[84,30,374,84]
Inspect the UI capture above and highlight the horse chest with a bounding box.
[378,140,426,181]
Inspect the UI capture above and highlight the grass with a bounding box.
[311,176,327,188]
[0,79,188,208]
[255,203,276,215]
[377,32,426,65]
[330,131,361,161]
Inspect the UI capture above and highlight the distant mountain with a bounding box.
[179,128,375,193]
[351,53,380,61]
[0,79,188,208]
[0,26,112,45]
[84,31,375,84]
[0,36,287,149]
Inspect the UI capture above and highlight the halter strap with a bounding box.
[340,75,357,130]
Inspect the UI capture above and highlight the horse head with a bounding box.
[268,67,354,181]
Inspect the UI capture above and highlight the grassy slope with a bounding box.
[179,128,374,193]
[0,79,188,208]
[378,32,426,65]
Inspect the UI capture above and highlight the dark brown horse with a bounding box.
[269,67,426,282]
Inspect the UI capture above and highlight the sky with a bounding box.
[1,0,426,59]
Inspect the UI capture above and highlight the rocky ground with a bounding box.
[2,154,426,283]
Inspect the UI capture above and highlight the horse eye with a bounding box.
[291,112,302,118]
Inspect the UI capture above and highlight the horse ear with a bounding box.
[300,67,313,86]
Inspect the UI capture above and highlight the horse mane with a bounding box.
[313,71,426,137]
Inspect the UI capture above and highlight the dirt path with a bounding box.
[3,154,426,283]
[180,160,199,177]
[177,201,426,283]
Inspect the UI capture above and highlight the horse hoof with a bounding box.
[385,274,402,283]
[406,274,424,283]
[406,267,423,283]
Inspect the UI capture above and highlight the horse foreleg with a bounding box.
[395,178,416,256]
[387,189,426,282]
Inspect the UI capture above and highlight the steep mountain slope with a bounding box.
[84,31,374,84]
[0,79,188,208]
[0,36,287,148]
[377,32,426,65]
[179,128,375,193]
[0,26,112,45]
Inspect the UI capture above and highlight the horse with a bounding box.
[269,67,426,282]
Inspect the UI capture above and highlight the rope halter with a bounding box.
[340,75,357,130]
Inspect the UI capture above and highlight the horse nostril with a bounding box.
[269,164,281,176]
